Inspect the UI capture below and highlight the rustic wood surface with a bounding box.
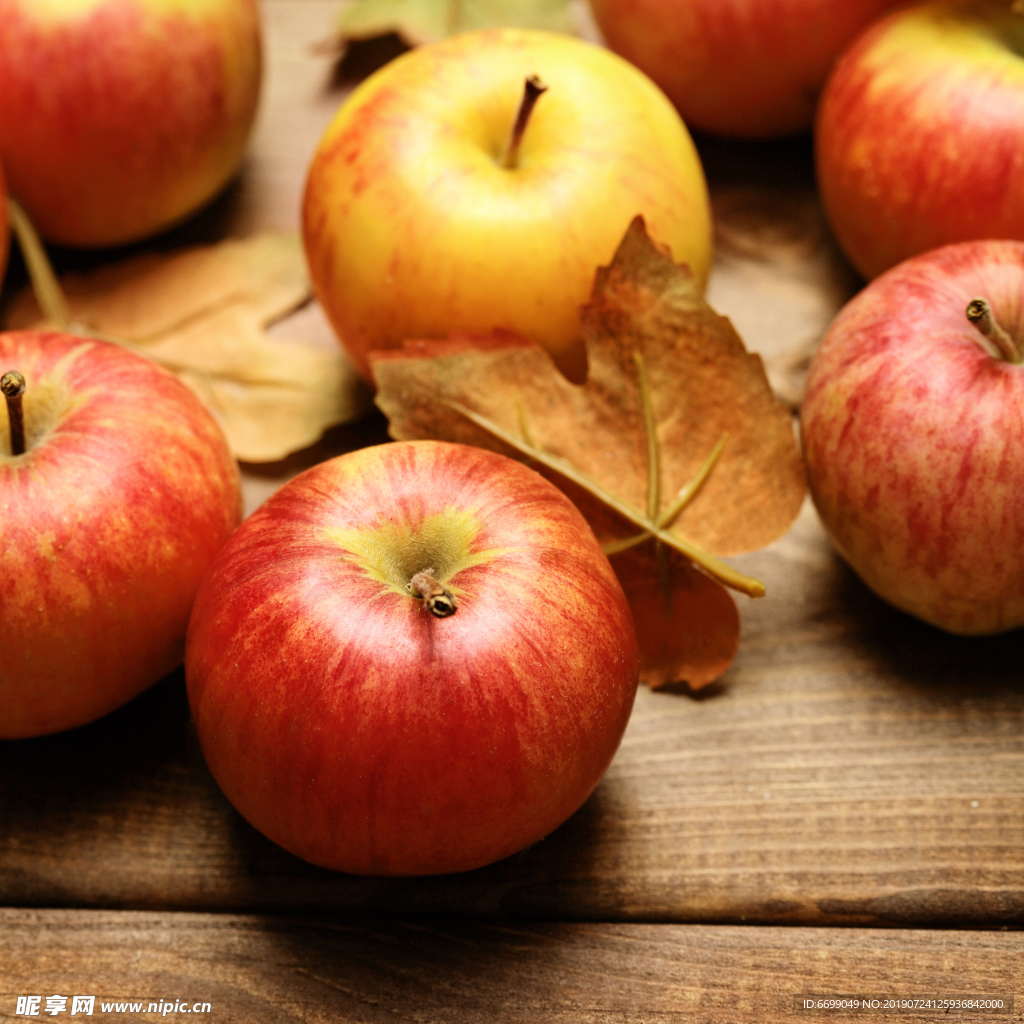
[1,1,1021,1018]
[2,500,1021,925]
[2,911,1021,1023]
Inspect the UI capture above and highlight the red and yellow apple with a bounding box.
[588,0,902,138]
[816,0,1024,280]
[186,440,639,876]
[303,28,712,382]
[0,0,262,247]
[800,240,1024,635]
[1,331,242,738]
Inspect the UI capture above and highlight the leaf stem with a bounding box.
[501,76,547,170]
[515,395,536,448]
[633,350,660,522]
[445,400,765,597]
[7,199,72,331]
[600,432,728,554]
[660,432,728,528]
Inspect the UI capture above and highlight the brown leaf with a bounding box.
[5,234,371,463]
[338,0,575,48]
[371,217,806,688]
[615,545,740,691]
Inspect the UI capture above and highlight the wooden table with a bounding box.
[2,3,1021,1020]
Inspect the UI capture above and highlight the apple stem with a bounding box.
[501,75,548,170]
[2,370,27,456]
[407,569,457,618]
[966,298,1021,364]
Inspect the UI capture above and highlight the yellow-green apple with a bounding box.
[302,29,712,382]
[588,0,902,138]
[0,0,262,247]
[185,440,639,876]
[1,331,242,738]
[800,240,1024,635]
[816,0,1024,280]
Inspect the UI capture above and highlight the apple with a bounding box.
[302,28,712,382]
[0,330,242,739]
[588,0,902,138]
[0,160,8,286]
[800,240,1024,635]
[185,440,639,876]
[0,0,262,247]
[816,0,1024,280]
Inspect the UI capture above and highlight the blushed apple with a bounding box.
[0,161,8,285]
[185,440,639,876]
[303,28,712,382]
[0,0,262,247]
[816,0,1024,279]
[1,330,242,738]
[589,0,902,138]
[800,240,1024,635]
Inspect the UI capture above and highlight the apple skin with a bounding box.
[302,28,712,382]
[185,440,639,876]
[800,240,1024,635]
[588,0,902,138]
[0,0,262,247]
[816,0,1024,280]
[0,160,8,286]
[0,331,242,738]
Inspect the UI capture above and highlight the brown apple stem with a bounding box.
[407,569,457,618]
[2,370,27,456]
[501,75,548,170]
[966,298,1021,364]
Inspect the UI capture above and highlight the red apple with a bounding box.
[588,0,902,138]
[0,160,8,285]
[800,240,1024,635]
[816,0,1024,280]
[0,0,262,247]
[303,28,712,382]
[185,440,639,875]
[0,331,242,738]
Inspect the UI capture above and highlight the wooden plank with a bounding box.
[1,503,1020,925]
[1,910,1020,1024]
[1,0,1021,929]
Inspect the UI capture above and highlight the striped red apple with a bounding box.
[816,0,1024,279]
[1,331,241,738]
[0,0,262,247]
[589,0,902,138]
[185,441,639,875]
[801,240,1024,635]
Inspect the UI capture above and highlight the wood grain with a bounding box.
[1,503,1020,925]
[0,0,1021,934]
[1,910,1020,1023]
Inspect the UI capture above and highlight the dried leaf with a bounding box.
[338,0,575,46]
[371,216,806,688]
[5,234,371,463]
[615,545,740,691]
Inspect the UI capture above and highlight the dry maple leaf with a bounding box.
[4,212,370,463]
[371,216,806,689]
[337,0,575,47]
